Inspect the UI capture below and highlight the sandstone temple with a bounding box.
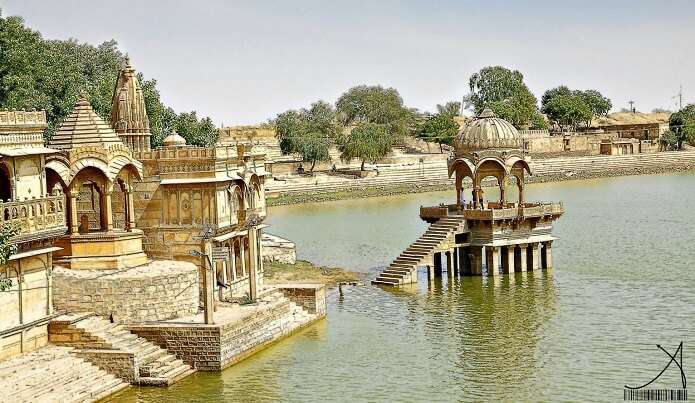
[373,109,564,285]
[0,60,324,401]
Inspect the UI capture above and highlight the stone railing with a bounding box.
[0,110,47,126]
[420,201,564,221]
[420,206,449,219]
[0,132,44,145]
[0,195,67,242]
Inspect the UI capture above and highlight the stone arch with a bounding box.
[0,162,13,202]
[228,184,244,224]
[69,166,110,233]
[449,158,476,208]
[474,158,508,207]
[248,174,262,209]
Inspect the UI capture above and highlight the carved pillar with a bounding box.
[433,252,442,278]
[247,228,258,301]
[202,241,214,324]
[486,246,500,276]
[126,185,135,231]
[68,192,78,234]
[446,250,454,278]
[518,244,528,272]
[502,245,515,274]
[239,237,246,277]
[227,242,236,282]
[499,175,506,204]
[102,189,114,232]
[471,246,483,275]
[529,243,540,271]
[45,253,52,315]
[543,241,553,269]
[518,184,525,206]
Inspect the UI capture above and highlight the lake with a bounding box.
[117,172,695,402]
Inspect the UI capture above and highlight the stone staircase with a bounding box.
[372,216,466,286]
[0,345,129,403]
[49,313,195,386]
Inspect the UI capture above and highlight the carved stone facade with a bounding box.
[0,110,66,361]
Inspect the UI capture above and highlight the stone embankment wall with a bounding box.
[129,285,326,371]
[262,233,296,264]
[73,350,138,383]
[266,151,695,205]
[275,284,326,315]
[52,260,199,323]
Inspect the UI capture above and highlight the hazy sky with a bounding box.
[2,0,694,125]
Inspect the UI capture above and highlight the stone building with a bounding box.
[373,109,564,285]
[116,64,268,303]
[0,110,66,360]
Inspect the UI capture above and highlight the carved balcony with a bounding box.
[0,195,68,244]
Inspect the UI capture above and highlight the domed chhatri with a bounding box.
[454,108,522,155]
[162,131,187,147]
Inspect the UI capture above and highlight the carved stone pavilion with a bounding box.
[45,94,147,270]
[373,108,564,285]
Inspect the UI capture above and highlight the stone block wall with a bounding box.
[276,284,326,315]
[53,260,199,323]
[74,350,138,383]
[130,290,326,371]
[128,326,222,371]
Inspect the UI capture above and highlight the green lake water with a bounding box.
[115,172,695,402]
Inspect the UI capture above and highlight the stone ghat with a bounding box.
[52,261,199,323]
[266,150,695,204]
[128,285,325,371]
[0,345,129,403]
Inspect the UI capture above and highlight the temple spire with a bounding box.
[111,57,151,152]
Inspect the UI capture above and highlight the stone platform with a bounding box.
[128,284,326,371]
[0,345,129,403]
[53,230,148,270]
[52,260,199,323]
[262,233,296,264]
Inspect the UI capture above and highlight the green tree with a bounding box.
[436,101,461,117]
[0,224,19,291]
[530,111,549,130]
[338,122,394,171]
[467,66,539,128]
[664,104,695,150]
[541,86,572,112]
[0,12,215,147]
[175,112,218,147]
[335,85,411,169]
[577,89,611,126]
[275,101,339,172]
[416,112,459,153]
[543,94,592,131]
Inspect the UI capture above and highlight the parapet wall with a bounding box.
[129,285,326,371]
[53,261,199,323]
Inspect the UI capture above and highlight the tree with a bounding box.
[335,85,411,169]
[436,101,461,117]
[541,86,572,112]
[530,111,549,130]
[335,85,411,138]
[175,112,218,147]
[0,12,216,147]
[543,94,592,131]
[542,86,612,129]
[664,104,695,150]
[416,111,459,153]
[338,122,394,171]
[0,224,19,291]
[275,101,339,172]
[467,66,539,128]
[577,89,611,126]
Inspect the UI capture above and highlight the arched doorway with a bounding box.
[0,163,13,201]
